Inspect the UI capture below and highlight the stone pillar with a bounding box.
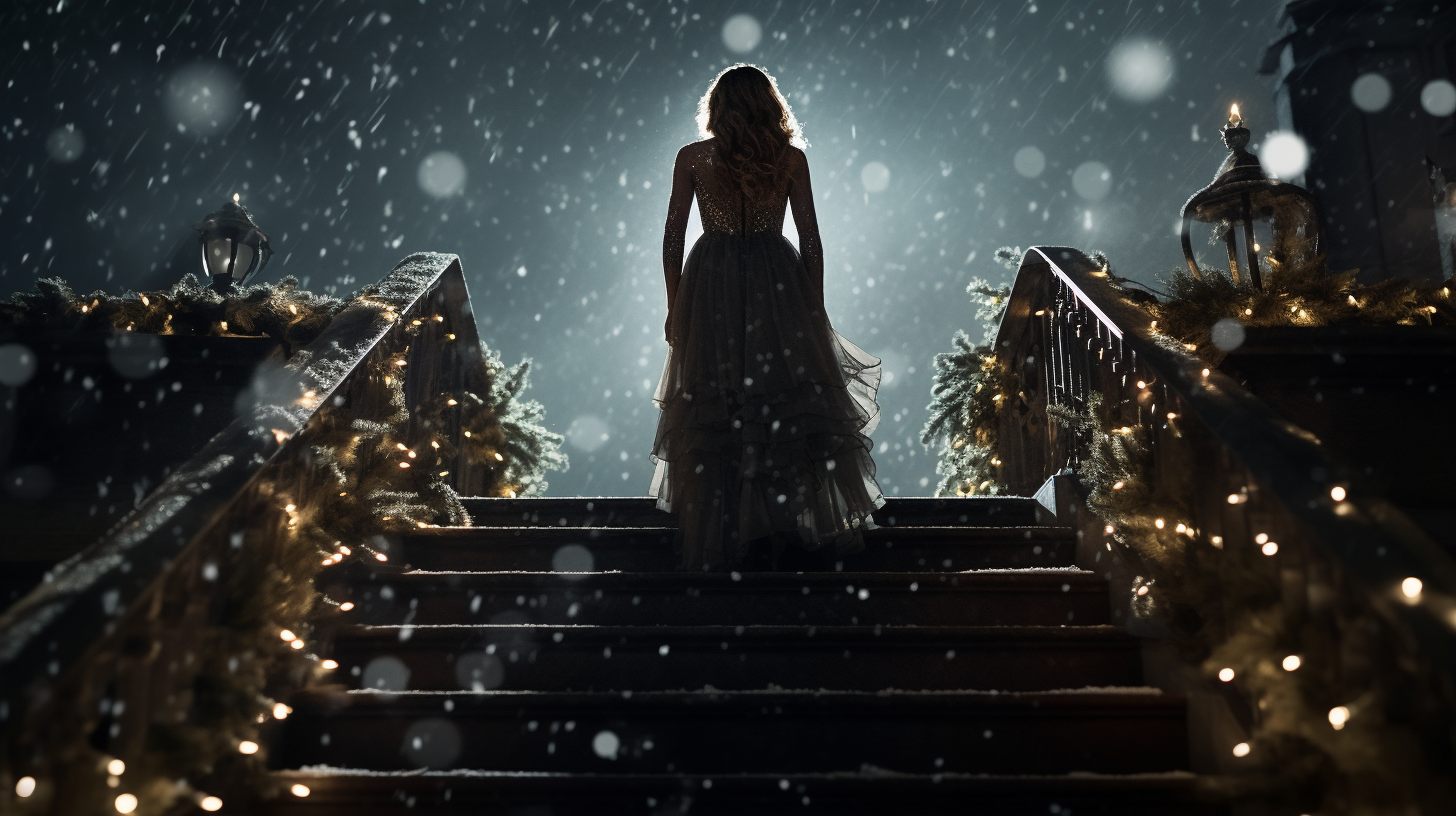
[1264,0,1456,283]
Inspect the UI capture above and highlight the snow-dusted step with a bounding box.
[460,495,1048,529]
[396,525,1075,573]
[274,688,1187,776]
[328,623,1142,693]
[268,770,1214,815]
[343,568,1109,627]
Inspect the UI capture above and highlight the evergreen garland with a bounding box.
[1,272,566,813]
[921,275,1013,497]
[1049,396,1456,814]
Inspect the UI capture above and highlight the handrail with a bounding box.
[0,252,485,725]
[995,246,1456,671]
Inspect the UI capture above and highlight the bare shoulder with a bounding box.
[785,145,809,167]
[677,139,715,160]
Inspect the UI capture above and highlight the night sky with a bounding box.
[0,0,1287,498]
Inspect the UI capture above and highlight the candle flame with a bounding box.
[1229,103,1241,124]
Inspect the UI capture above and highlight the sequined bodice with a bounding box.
[662,138,824,297]
[689,149,790,236]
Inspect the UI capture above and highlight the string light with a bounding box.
[1262,541,1279,556]
[399,462,411,468]
[1211,536,1223,548]
[1330,486,1346,501]
[200,796,224,812]
[16,777,36,797]
[107,759,125,775]
[238,740,259,755]
[375,552,388,561]
[338,602,355,611]
[1282,654,1302,671]
[273,703,291,720]
[1227,493,1245,505]
[291,784,311,798]
[1104,525,1115,534]
[290,639,305,650]
[1218,667,1235,682]
[1401,577,1423,600]
[1329,706,1350,730]
[322,659,339,670]
[1112,481,1124,490]
[447,399,458,406]
[279,629,295,641]
[115,793,138,813]
[1154,518,1165,529]
[495,452,505,461]
[1232,742,1251,757]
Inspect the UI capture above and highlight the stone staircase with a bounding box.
[270,496,1209,814]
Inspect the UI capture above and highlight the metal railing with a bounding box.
[995,246,1456,672]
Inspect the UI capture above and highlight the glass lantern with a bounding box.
[1179,106,1322,290]
[196,194,272,292]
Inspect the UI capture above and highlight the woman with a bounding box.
[650,64,884,572]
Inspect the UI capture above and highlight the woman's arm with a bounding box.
[662,145,695,338]
[787,147,824,308]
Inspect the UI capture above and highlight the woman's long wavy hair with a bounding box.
[696,64,804,206]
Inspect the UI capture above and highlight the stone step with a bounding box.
[267,769,1215,815]
[460,496,1048,529]
[273,688,1186,776]
[395,526,1075,573]
[339,568,1109,627]
[328,624,1142,693]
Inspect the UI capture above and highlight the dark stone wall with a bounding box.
[1268,0,1456,283]
[0,331,281,604]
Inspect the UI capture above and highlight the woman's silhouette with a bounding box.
[650,64,884,571]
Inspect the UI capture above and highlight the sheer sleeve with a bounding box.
[662,145,695,307]
[787,147,824,305]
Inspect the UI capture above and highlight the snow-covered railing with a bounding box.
[0,253,490,806]
[995,246,1456,672]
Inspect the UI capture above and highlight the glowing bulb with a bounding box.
[464,431,472,437]
[1227,494,1242,505]
[285,504,296,512]
[1255,533,1268,544]
[288,304,298,315]
[1253,242,1261,252]
[220,321,229,331]
[279,629,295,641]
[1262,542,1279,556]
[291,784,311,798]
[447,399,458,406]
[232,193,240,202]
[1282,654,1301,671]
[1244,308,1252,316]
[290,639,305,650]
[321,659,339,670]
[1166,412,1177,419]
[107,759,125,776]
[1175,523,1187,533]
[1328,706,1350,730]
[16,777,36,797]
[1212,536,1223,547]
[1154,518,1165,529]
[375,552,388,562]
[238,740,259,754]
[273,703,290,720]
[1402,577,1423,599]
[339,545,351,555]
[495,453,505,461]
[1034,309,1046,316]
[1202,368,1210,377]
[1104,525,1115,534]
[399,462,411,468]
[1330,486,1346,501]
[1232,742,1250,757]
[394,359,408,367]
[200,796,224,812]
[115,793,138,813]
[1136,380,1147,389]
[396,443,408,450]
[1218,667,1235,682]
[338,602,355,611]
[1112,481,1124,490]
[140,295,150,307]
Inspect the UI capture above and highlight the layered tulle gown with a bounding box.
[650,140,885,571]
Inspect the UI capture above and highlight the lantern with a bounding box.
[196,194,272,292]
[1179,105,1322,290]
